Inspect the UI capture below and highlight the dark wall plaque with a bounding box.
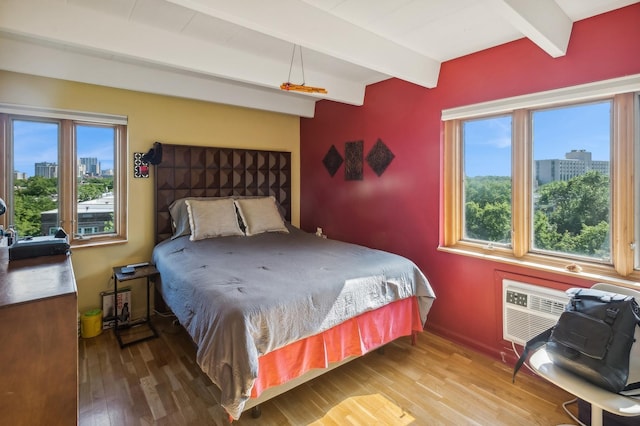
[366,138,395,176]
[322,144,343,177]
[345,140,363,180]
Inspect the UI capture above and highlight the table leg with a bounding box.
[591,405,603,426]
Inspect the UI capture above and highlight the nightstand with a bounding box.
[112,264,159,348]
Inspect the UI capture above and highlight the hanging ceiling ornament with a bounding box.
[280,45,327,94]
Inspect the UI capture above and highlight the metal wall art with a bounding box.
[366,138,395,177]
[322,139,395,179]
[345,140,364,180]
[322,144,343,177]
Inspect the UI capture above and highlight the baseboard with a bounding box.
[425,323,514,364]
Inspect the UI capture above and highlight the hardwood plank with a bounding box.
[79,316,578,425]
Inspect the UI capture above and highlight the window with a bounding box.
[531,102,612,261]
[0,105,127,246]
[442,76,639,279]
[463,115,512,245]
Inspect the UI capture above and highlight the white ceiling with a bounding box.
[0,0,637,117]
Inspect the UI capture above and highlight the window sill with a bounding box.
[437,243,640,291]
[70,236,127,249]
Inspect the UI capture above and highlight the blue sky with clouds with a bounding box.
[13,101,611,180]
[463,100,611,177]
[12,120,114,177]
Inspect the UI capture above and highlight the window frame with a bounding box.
[441,75,640,282]
[0,104,128,248]
[461,114,514,247]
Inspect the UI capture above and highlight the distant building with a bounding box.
[14,171,27,180]
[41,192,114,236]
[79,157,100,176]
[535,149,609,185]
[35,162,58,178]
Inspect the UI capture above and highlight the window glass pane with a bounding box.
[532,101,611,261]
[12,119,60,238]
[462,115,512,244]
[76,124,115,236]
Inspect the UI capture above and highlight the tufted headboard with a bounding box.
[153,144,292,244]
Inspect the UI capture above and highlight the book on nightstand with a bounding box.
[101,287,131,329]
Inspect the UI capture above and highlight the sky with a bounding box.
[463,100,612,177]
[12,120,115,177]
[12,100,612,179]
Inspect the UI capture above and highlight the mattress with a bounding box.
[152,224,435,418]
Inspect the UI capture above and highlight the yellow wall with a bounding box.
[0,70,300,316]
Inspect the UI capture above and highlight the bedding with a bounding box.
[152,223,435,419]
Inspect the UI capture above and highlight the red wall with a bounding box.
[300,5,640,360]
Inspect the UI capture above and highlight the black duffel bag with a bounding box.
[513,287,640,393]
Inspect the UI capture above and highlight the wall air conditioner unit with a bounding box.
[502,279,570,345]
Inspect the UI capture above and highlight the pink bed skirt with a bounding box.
[251,296,423,398]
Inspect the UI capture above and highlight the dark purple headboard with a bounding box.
[154,144,292,244]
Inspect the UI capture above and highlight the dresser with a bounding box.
[0,248,78,425]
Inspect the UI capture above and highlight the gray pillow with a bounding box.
[169,195,287,239]
[185,198,244,240]
[169,197,224,239]
[234,196,289,236]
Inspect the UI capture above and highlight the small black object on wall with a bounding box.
[142,141,163,165]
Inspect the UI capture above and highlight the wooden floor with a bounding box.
[79,316,578,425]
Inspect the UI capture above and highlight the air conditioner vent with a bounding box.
[529,295,566,316]
[502,279,570,346]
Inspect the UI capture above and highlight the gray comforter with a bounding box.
[152,224,435,419]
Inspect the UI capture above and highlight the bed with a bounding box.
[151,144,436,420]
